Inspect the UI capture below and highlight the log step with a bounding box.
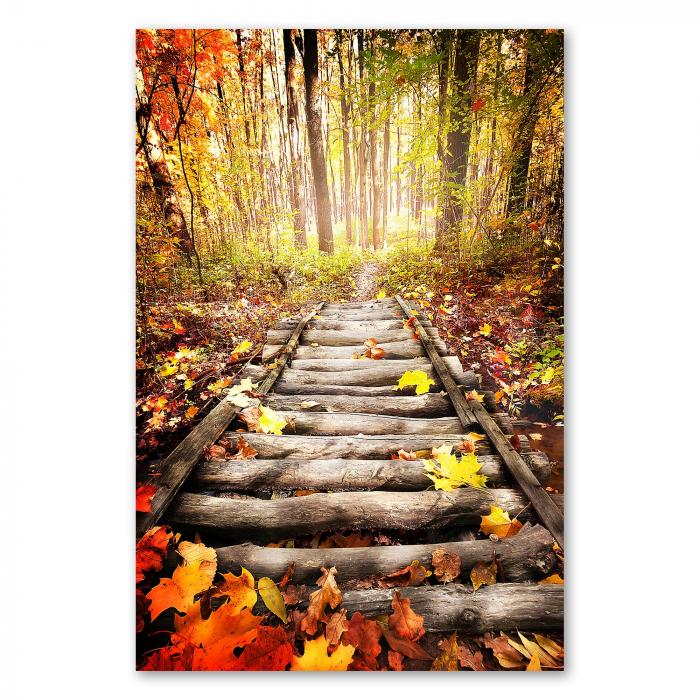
[224,433,535,460]
[265,392,454,417]
[277,366,477,390]
[215,524,556,583]
[270,411,470,436]
[288,358,454,373]
[266,328,442,347]
[193,452,551,492]
[341,583,564,633]
[167,489,563,539]
[262,339,447,362]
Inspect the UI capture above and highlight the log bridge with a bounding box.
[137,296,564,636]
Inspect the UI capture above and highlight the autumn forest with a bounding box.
[136,28,565,672]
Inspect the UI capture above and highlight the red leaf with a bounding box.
[229,626,293,671]
[472,97,485,112]
[136,484,159,512]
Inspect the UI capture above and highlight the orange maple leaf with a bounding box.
[136,483,159,512]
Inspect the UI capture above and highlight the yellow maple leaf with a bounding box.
[538,573,564,585]
[479,506,523,538]
[232,340,253,355]
[214,567,257,614]
[259,405,287,435]
[478,323,492,337]
[465,390,485,403]
[421,444,487,491]
[159,362,179,377]
[147,542,217,620]
[394,369,435,396]
[376,290,386,300]
[291,635,355,671]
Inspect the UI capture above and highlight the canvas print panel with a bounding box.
[136,28,564,671]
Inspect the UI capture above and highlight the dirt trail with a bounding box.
[353,261,383,300]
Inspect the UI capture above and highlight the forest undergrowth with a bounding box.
[136,234,563,467]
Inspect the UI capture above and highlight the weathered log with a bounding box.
[341,583,564,633]
[266,392,454,417]
[224,433,535,459]
[193,452,551,491]
[267,328,442,346]
[323,300,399,309]
[289,358,451,373]
[268,382,427,396]
[278,318,409,331]
[277,365,477,390]
[272,411,470,435]
[215,524,556,583]
[167,489,562,538]
[317,309,404,320]
[262,339,447,362]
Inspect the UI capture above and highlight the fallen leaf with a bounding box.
[230,625,293,671]
[146,542,217,620]
[478,323,492,337]
[379,560,431,588]
[470,559,497,591]
[326,609,350,646]
[389,590,425,641]
[457,641,487,671]
[432,547,461,583]
[258,577,287,623]
[432,633,459,671]
[136,525,176,583]
[301,567,343,636]
[376,290,386,300]
[388,650,404,671]
[343,612,382,669]
[526,652,541,671]
[230,435,257,460]
[539,573,564,584]
[484,632,525,669]
[479,506,523,539]
[185,406,199,419]
[291,635,355,671]
[394,369,435,396]
[381,626,433,660]
[421,444,487,491]
[213,568,257,613]
[259,405,288,435]
[136,483,159,513]
[391,449,417,461]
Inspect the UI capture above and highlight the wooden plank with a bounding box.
[135,302,324,539]
[267,327,442,346]
[215,524,556,583]
[395,295,565,550]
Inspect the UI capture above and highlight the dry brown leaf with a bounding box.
[432,547,461,582]
[432,633,459,671]
[470,559,497,591]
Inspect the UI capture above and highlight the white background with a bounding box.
[2,0,699,696]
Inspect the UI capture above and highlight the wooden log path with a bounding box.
[143,296,564,635]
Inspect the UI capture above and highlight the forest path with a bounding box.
[352,260,383,300]
[151,297,563,643]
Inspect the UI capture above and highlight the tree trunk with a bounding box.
[282,30,307,247]
[337,31,354,245]
[395,124,401,211]
[368,34,380,249]
[435,31,450,247]
[382,115,390,245]
[302,29,334,253]
[440,30,480,256]
[507,31,538,216]
[135,66,192,256]
[357,30,369,248]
